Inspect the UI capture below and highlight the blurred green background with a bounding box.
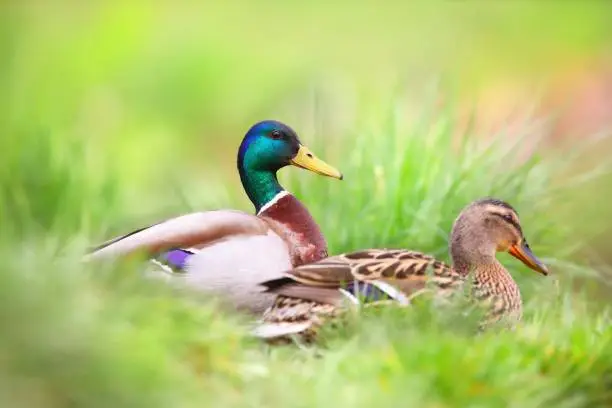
[3,1,612,223]
[2,2,612,407]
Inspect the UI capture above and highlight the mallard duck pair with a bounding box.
[86,120,549,339]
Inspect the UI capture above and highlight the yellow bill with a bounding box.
[290,144,343,180]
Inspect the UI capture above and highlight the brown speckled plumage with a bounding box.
[254,198,549,342]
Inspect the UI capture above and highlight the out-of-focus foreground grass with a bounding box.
[1,2,612,407]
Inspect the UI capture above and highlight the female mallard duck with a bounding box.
[253,198,549,341]
[85,120,343,313]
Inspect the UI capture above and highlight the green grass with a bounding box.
[1,95,612,407]
[3,2,612,407]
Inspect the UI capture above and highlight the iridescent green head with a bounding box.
[237,120,342,213]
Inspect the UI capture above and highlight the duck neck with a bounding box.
[257,192,328,265]
[471,260,513,282]
[238,166,284,213]
[450,238,497,276]
[452,249,516,290]
[470,260,522,324]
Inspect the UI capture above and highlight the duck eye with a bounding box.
[270,130,282,139]
[503,214,514,222]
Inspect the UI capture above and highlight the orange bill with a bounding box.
[508,241,549,275]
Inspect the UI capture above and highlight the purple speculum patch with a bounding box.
[156,248,195,273]
[344,281,391,303]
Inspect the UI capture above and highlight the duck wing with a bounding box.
[261,249,460,304]
[84,210,271,261]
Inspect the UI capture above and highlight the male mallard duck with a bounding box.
[85,120,343,313]
[253,198,549,341]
